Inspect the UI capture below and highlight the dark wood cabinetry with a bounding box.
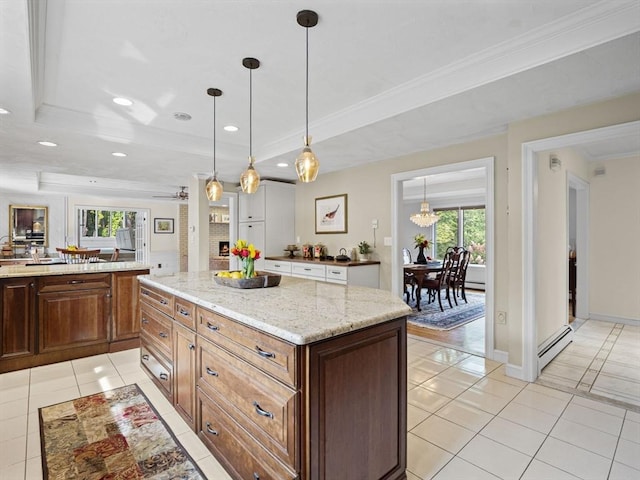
[0,277,36,361]
[174,322,197,429]
[0,268,149,373]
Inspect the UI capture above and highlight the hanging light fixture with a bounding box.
[205,88,223,201]
[410,177,439,227]
[240,57,261,194]
[295,10,320,183]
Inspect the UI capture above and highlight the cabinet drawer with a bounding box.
[291,263,325,279]
[140,303,173,359]
[38,273,111,293]
[264,259,291,275]
[139,284,174,317]
[174,297,196,330]
[197,307,297,388]
[198,389,296,480]
[325,265,348,282]
[140,343,172,399]
[197,337,298,468]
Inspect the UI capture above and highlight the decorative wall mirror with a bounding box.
[9,205,48,247]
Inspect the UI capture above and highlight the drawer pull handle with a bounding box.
[206,367,219,377]
[159,299,168,305]
[68,280,85,284]
[253,401,274,419]
[255,346,276,359]
[206,322,219,332]
[141,290,150,296]
[141,318,149,324]
[158,332,168,339]
[205,422,218,436]
[178,308,190,317]
[188,343,195,351]
[253,474,260,480]
[304,268,312,271]
[142,354,149,361]
[159,373,168,381]
[330,270,340,274]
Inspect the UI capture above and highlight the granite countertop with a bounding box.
[140,272,411,345]
[265,256,380,267]
[0,261,150,278]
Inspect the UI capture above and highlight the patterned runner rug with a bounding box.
[39,383,205,479]
[408,292,485,330]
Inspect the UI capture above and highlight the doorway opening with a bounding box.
[391,157,495,359]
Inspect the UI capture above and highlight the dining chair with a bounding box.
[445,246,469,305]
[110,248,120,262]
[420,251,455,311]
[402,248,417,302]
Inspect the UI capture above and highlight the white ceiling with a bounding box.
[1,0,639,200]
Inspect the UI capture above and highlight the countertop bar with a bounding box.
[265,255,380,267]
[0,261,150,278]
[140,272,411,345]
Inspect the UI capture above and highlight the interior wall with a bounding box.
[506,91,640,368]
[589,154,640,322]
[535,148,589,347]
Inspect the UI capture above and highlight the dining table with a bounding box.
[403,263,443,311]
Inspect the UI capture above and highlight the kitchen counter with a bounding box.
[266,255,379,266]
[0,261,150,278]
[140,271,411,345]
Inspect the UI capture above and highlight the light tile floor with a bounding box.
[1,333,639,479]
[539,320,640,409]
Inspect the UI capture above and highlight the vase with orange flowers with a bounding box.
[231,239,261,279]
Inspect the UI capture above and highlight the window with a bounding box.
[435,206,486,264]
[80,209,137,239]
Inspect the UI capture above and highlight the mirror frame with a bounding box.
[9,205,48,248]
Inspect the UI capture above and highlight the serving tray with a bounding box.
[213,271,281,289]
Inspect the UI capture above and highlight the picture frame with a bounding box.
[154,218,174,234]
[221,214,230,223]
[315,194,348,234]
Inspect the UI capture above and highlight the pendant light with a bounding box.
[240,57,261,194]
[295,10,320,183]
[410,177,439,227]
[205,88,223,201]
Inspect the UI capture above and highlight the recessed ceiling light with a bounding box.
[113,97,133,106]
[224,125,238,132]
[277,162,289,167]
[173,112,192,121]
[112,152,127,157]
[38,141,57,147]
[0,107,10,115]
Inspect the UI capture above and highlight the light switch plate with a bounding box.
[383,236,392,246]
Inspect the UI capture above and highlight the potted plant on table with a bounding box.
[413,234,431,264]
[358,241,372,261]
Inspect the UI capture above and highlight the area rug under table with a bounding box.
[408,292,485,331]
[39,383,205,480]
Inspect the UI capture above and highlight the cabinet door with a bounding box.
[112,270,147,341]
[238,185,266,222]
[238,222,266,270]
[38,289,111,353]
[173,323,196,430]
[0,278,35,360]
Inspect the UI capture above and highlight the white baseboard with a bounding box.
[493,349,509,364]
[505,363,525,382]
[589,313,639,327]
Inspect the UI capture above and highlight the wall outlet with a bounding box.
[497,311,507,324]
[383,236,392,246]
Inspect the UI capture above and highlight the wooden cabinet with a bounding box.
[111,270,148,349]
[37,274,111,353]
[174,322,197,430]
[139,284,198,429]
[0,269,149,373]
[0,277,35,361]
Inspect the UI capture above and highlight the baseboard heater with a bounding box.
[537,324,574,375]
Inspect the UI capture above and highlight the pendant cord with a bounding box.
[249,68,253,157]
[305,26,309,140]
[213,95,216,175]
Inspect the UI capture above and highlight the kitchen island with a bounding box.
[139,271,412,480]
[0,262,149,372]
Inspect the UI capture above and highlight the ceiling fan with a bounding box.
[153,186,189,200]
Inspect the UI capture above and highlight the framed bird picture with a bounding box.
[315,194,348,234]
